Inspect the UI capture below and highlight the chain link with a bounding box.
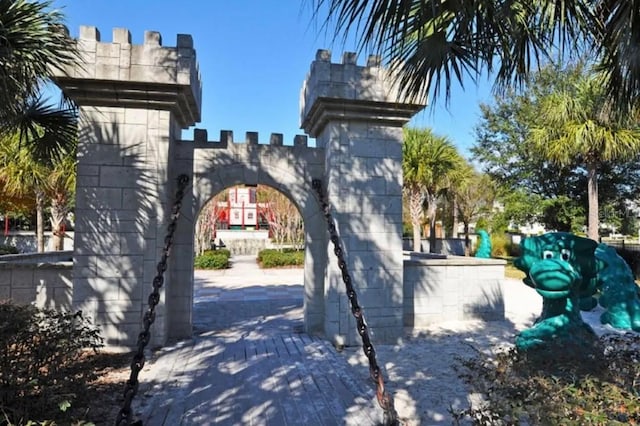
[115,174,190,426]
[312,178,399,425]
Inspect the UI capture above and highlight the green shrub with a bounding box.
[453,336,640,424]
[0,302,103,424]
[0,244,18,255]
[194,249,230,269]
[490,233,516,258]
[257,249,304,268]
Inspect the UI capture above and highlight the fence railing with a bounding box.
[600,239,640,253]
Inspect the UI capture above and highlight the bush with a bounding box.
[194,249,230,269]
[0,244,18,255]
[257,249,304,268]
[0,302,103,424]
[490,233,512,258]
[453,335,640,424]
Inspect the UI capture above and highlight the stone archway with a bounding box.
[167,133,328,339]
[54,26,424,349]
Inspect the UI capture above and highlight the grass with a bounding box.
[497,256,527,280]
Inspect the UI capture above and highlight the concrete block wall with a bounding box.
[403,254,506,327]
[301,50,425,345]
[53,27,201,349]
[0,261,73,310]
[0,232,76,253]
[180,128,328,335]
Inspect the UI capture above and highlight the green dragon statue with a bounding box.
[594,243,640,331]
[514,232,604,350]
[514,232,640,350]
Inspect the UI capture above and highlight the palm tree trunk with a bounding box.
[407,189,424,252]
[464,222,470,256]
[587,162,599,240]
[426,195,437,253]
[50,196,66,251]
[36,190,45,252]
[452,196,458,238]
[412,220,422,252]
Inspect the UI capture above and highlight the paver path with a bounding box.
[135,255,384,425]
[134,255,607,425]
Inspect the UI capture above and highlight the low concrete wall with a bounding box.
[0,251,73,310]
[403,237,476,256]
[403,252,506,327]
[1,250,507,342]
[1,231,75,253]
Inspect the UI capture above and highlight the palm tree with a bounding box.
[46,142,76,250]
[0,98,76,253]
[403,127,465,253]
[311,0,639,112]
[0,133,48,251]
[530,66,640,240]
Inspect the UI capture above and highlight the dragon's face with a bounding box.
[514,233,604,300]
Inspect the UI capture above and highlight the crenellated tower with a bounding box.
[301,50,426,345]
[54,26,202,347]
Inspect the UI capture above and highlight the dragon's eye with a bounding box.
[560,249,571,261]
[543,250,554,259]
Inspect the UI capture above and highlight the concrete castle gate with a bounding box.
[54,27,424,349]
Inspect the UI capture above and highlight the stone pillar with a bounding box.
[53,27,201,348]
[300,50,424,345]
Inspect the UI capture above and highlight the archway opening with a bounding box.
[191,184,307,339]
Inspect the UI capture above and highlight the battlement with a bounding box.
[313,49,383,68]
[300,49,426,137]
[187,129,310,148]
[53,26,202,128]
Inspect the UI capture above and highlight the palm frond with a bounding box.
[311,0,593,105]
[6,96,77,163]
[0,0,77,123]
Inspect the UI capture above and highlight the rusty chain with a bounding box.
[115,174,190,426]
[312,178,399,425]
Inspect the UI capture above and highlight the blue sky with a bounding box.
[55,0,493,155]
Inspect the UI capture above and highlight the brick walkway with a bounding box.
[135,256,384,425]
[132,255,638,425]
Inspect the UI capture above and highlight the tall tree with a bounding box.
[194,195,223,255]
[0,99,77,252]
[45,142,76,250]
[472,63,640,234]
[311,1,639,112]
[403,127,464,253]
[0,133,48,251]
[530,67,640,240]
[258,186,304,250]
[454,168,496,255]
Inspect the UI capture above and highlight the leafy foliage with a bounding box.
[403,127,466,253]
[0,302,103,424]
[194,249,230,269]
[529,63,640,239]
[194,194,224,255]
[0,0,77,128]
[472,63,640,235]
[453,336,640,424]
[489,233,512,258]
[258,186,304,250]
[0,244,18,255]
[257,248,304,268]
[311,1,640,113]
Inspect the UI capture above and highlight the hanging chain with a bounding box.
[312,179,399,426]
[115,174,190,426]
